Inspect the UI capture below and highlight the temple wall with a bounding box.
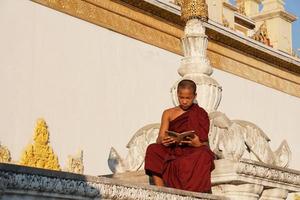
[1,0,300,176]
[0,0,179,175]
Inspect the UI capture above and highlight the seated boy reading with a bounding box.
[144,79,215,193]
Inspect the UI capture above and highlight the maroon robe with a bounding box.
[144,104,215,192]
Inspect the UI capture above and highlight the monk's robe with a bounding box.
[144,103,215,192]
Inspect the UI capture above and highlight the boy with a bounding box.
[144,79,215,192]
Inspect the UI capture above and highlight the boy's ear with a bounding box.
[193,94,198,104]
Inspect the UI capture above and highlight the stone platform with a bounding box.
[212,159,300,200]
[0,163,226,200]
[106,159,300,200]
[2,159,300,199]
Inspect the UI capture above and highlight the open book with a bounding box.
[166,130,195,143]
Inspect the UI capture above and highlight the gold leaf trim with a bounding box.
[181,0,208,22]
[252,21,272,47]
[30,0,300,98]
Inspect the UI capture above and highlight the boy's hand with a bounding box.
[180,134,202,147]
[161,136,176,146]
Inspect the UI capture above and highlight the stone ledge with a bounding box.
[251,9,297,23]
[212,159,300,192]
[100,159,300,199]
[0,163,227,200]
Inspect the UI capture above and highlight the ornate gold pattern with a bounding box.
[33,0,182,54]
[252,21,272,47]
[31,0,300,98]
[0,143,11,163]
[207,40,300,98]
[66,150,84,174]
[236,0,246,15]
[181,0,208,22]
[19,119,60,170]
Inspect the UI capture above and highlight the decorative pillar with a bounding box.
[172,0,222,113]
[206,0,223,24]
[244,0,261,16]
[251,0,297,54]
[261,0,284,12]
[179,19,212,76]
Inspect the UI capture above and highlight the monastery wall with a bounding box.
[0,0,300,175]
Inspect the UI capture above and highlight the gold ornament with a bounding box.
[181,0,208,22]
[236,0,246,15]
[0,143,11,163]
[19,119,61,170]
[252,21,272,47]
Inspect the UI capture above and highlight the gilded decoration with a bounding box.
[252,21,272,47]
[181,0,208,22]
[31,0,300,98]
[19,119,61,170]
[236,0,246,15]
[33,0,182,54]
[0,143,11,163]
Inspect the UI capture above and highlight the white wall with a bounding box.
[0,0,180,175]
[214,69,300,168]
[0,0,300,175]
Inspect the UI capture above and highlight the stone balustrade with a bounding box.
[107,159,300,200]
[0,163,226,200]
[212,159,300,200]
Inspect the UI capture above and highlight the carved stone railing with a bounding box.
[106,159,300,200]
[212,159,300,200]
[0,163,227,200]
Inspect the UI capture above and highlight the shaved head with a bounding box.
[177,79,197,95]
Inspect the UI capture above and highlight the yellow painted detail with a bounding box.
[19,119,60,170]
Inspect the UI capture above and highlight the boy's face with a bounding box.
[177,88,196,110]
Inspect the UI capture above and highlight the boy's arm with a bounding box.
[156,110,175,146]
[156,110,169,143]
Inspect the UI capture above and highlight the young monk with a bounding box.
[144,79,215,193]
